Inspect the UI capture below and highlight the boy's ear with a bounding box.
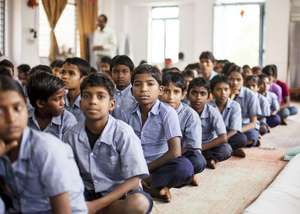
[109,98,115,113]
[159,85,164,95]
[36,100,46,109]
[182,90,187,100]
[80,75,87,82]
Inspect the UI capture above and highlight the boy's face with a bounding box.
[18,72,28,86]
[243,68,252,77]
[99,63,110,75]
[188,86,209,112]
[132,73,162,107]
[111,64,131,90]
[259,77,270,93]
[80,86,115,121]
[52,67,62,79]
[212,82,230,104]
[245,80,258,92]
[200,58,214,75]
[0,91,27,144]
[161,83,184,109]
[228,71,243,94]
[61,63,82,90]
[39,88,65,117]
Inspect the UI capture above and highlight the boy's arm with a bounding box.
[87,176,140,213]
[148,137,181,172]
[50,192,72,214]
[202,134,227,151]
[227,130,237,139]
[242,116,257,132]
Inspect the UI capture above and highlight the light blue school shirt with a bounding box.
[257,93,271,117]
[28,109,77,140]
[64,94,85,122]
[176,102,202,150]
[0,128,87,213]
[112,84,137,120]
[63,115,149,194]
[200,103,227,144]
[0,198,4,214]
[209,70,218,80]
[234,87,261,125]
[122,100,182,163]
[263,91,280,113]
[210,99,242,132]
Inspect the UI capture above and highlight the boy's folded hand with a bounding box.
[0,140,18,157]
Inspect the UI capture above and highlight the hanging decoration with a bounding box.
[27,0,38,8]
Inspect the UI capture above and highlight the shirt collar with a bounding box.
[18,127,31,160]
[65,94,81,108]
[132,99,160,116]
[116,84,132,95]
[236,86,246,98]
[176,102,184,114]
[78,115,114,146]
[29,110,62,127]
[200,104,209,119]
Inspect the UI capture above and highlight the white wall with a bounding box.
[264,0,290,80]
[109,0,290,80]
[8,0,40,67]
[6,0,291,80]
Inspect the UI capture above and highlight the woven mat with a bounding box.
[153,148,287,214]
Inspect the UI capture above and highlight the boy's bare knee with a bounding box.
[124,193,150,214]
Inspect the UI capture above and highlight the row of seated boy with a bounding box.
[0,51,297,213]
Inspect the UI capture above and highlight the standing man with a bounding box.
[92,14,117,66]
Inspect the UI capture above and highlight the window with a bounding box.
[150,6,179,64]
[0,0,5,55]
[39,0,79,58]
[213,1,265,66]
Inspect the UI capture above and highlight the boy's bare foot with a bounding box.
[142,181,171,203]
[190,174,200,186]
[232,148,246,158]
[206,159,216,169]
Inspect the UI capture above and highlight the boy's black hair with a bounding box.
[182,69,197,78]
[27,72,64,108]
[64,57,91,77]
[0,75,25,99]
[0,59,14,75]
[210,75,229,91]
[262,65,274,77]
[242,64,251,70]
[100,56,112,64]
[0,59,14,69]
[258,73,269,85]
[199,51,215,62]
[50,60,64,69]
[162,71,186,91]
[80,73,115,98]
[132,64,162,85]
[90,66,98,73]
[99,14,108,23]
[222,62,242,76]
[30,65,52,76]
[184,63,200,72]
[17,64,31,74]
[161,67,181,74]
[110,55,134,72]
[270,64,278,78]
[245,75,259,85]
[0,66,13,77]
[187,77,210,95]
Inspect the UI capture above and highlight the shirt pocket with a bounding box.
[94,144,120,178]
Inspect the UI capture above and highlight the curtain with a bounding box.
[41,0,67,62]
[76,0,98,60]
